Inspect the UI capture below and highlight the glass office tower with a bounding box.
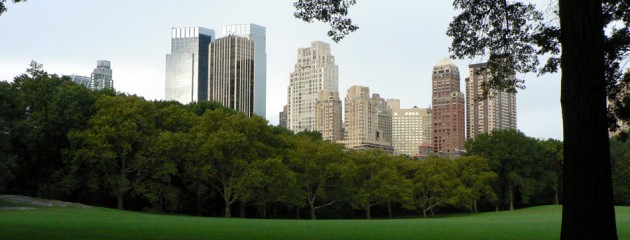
[165,27,215,103]
[222,24,266,117]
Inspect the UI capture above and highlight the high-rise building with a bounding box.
[466,63,517,139]
[67,75,91,88]
[287,41,339,133]
[223,24,266,117]
[279,105,288,128]
[91,60,113,91]
[432,58,465,156]
[165,27,215,103]
[389,99,432,156]
[208,36,255,116]
[315,90,343,141]
[341,86,393,152]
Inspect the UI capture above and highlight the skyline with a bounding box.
[0,0,562,140]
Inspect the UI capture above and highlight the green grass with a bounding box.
[0,203,629,240]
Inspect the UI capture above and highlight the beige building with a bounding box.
[315,90,343,140]
[287,41,339,133]
[466,63,517,139]
[341,86,393,152]
[208,36,255,116]
[388,99,432,156]
[432,58,466,155]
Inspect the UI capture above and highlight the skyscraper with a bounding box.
[466,63,517,139]
[315,90,343,141]
[432,58,465,155]
[90,60,113,91]
[223,24,266,117]
[279,105,288,128]
[341,86,393,152]
[389,99,432,156]
[287,41,339,133]
[208,35,255,116]
[165,27,215,103]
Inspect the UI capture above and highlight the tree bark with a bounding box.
[117,192,124,210]
[239,204,246,218]
[387,200,393,218]
[366,204,372,220]
[309,201,316,220]
[559,0,617,239]
[508,184,514,211]
[224,202,232,218]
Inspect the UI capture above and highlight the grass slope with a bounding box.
[1,201,629,240]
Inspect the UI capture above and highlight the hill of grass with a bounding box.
[0,197,628,240]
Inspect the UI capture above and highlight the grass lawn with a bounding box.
[0,200,628,240]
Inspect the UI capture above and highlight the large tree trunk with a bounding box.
[224,201,232,218]
[309,201,317,220]
[387,200,393,218]
[366,204,372,220]
[559,0,617,239]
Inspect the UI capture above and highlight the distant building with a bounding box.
[208,35,255,116]
[389,99,432,156]
[223,24,267,117]
[165,27,215,103]
[315,90,343,141]
[287,41,339,133]
[466,63,517,140]
[432,58,465,155]
[340,86,393,152]
[279,105,288,128]
[67,75,91,88]
[90,60,113,91]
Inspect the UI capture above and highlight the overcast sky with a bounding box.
[0,0,563,140]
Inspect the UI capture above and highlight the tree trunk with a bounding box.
[559,0,617,239]
[224,202,232,218]
[309,201,316,220]
[196,191,202,216]
[509,184,514,211]
[473,200,478,213]
[239,204,246,218]
[295,206,300,219]
[387,200,393,218]
[366,204,372,220]
[117,192,124,210]
[554,188,559,205]
[422,207,427,218]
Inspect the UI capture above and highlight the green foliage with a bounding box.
[293,0,359,42]
[611,138,630,205]
[466,129,553,210]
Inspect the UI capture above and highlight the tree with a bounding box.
[293,1,626,236]
[0,0,23,16]
[451,156,497,213]
[289,135,348,219]
[403,157,457,218]
[466,129,543,210]
[540,139,563,205]
[62,95,157,210]
[346,149,406,219]
[610,138,630,205]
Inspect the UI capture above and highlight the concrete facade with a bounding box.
[315,90,343,141]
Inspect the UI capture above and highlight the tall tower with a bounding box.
[287,41,339,133]
[223,24,266,117]
[341,86,393,152]
[165,27,215,103]
[91,60,113,91]
[466,63,517,139]
[315,90,343,141]
[208,36,255,116]
[431,58,465,155]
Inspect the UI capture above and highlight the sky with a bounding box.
[0,0,563,140]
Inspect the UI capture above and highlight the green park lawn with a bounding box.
[0,200,629,240]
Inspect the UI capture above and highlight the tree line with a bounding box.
[1,62,628,219]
